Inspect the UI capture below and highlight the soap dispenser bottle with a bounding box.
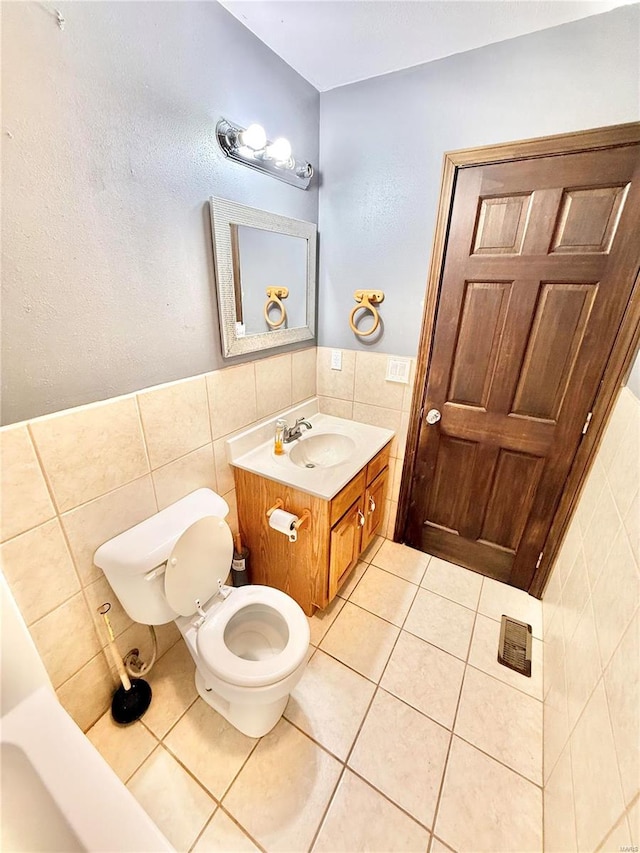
[274,419,285,456]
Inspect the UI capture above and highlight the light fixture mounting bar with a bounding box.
[215,118,314,191]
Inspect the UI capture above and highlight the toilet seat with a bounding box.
[164,516,233,617]
[196,586,310,688]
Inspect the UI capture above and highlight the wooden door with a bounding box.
[328,500,363,600]
[404,139,640,591]
[362,468,388,552]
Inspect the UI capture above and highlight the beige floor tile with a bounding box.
[371,539,430,584]
[454,666,543,784]
[381,631,464,730]
[86,710,157,782]
[349,690,449,828]
[308,595,346,646]
[350,565,417,626]
[420,557,483,611]
[468,614,543,700]
[320,602,400,682]
[164,698,257,799]
[141,640,198,738]
[571,681,626,853]
[313,769,430,853]
[127,745,215,851]
[435,737,542,853]
[604,610,640,807]
[284,649,375,760]
[404,589,475,661]
[337,559,368,599]
[193,809,260,852]
[478,577,543,639]
[223,719,342,853]
[544,745,577,853]
[359,534,385,564]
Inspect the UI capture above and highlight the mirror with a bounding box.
[209,197,317,357]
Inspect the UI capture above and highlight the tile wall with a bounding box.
[542,386,639,851]
[0,348,317,732]
[316,347,415,538]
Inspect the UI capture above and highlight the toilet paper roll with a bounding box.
[268,508,298,543]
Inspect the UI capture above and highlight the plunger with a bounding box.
[98,603,152,724]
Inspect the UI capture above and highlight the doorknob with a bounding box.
[426,408,441,425]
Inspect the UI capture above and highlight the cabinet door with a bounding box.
[328,500,363,601]
[362,467,388,552]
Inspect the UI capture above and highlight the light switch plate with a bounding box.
[386,357,411,384]
[331,349,342,371]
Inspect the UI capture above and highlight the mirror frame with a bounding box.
[209,197,317,358]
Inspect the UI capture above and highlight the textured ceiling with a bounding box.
[219,0,631,91]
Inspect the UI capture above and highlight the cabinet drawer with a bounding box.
[366,442,391,486]
[330,470,366,526]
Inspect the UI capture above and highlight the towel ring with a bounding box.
[349,290,385,337]
[264,286,289,329]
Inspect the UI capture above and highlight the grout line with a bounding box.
[427,577,483,847]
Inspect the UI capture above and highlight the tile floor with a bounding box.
[87,536,544,852]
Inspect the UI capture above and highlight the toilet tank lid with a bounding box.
[93,489,230,575]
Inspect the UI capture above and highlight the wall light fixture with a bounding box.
[216,117,314,190]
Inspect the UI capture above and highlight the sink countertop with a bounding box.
[227,403,394,501]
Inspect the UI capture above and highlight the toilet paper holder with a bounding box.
[266,499,311,532]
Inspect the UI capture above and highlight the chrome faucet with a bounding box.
[283,417,313,443]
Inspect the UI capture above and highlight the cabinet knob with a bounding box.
[369,495,376,513]
[357,509,366,527]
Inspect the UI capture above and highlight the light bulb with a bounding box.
[238,123,266,151]
[266,137,292,163]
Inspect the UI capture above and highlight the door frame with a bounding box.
[395,122,640,599]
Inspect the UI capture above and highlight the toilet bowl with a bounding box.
[94,489,310,737]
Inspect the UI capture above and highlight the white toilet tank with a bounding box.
[94,489,230,625]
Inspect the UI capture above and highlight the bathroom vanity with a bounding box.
[228,402,394,615]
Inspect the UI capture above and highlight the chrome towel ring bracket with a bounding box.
[264,286,289,329]
[349,290,385,337]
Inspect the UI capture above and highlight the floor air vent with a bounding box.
[497,615,532,677]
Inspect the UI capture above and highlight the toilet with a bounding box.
[94,488,310,737]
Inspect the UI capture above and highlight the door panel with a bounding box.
[405,141,640,590]
[511,283,598,420]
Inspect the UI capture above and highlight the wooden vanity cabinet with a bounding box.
[233,441,391,615]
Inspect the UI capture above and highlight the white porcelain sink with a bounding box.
[226,400,395,501]
[288,433,356,469]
